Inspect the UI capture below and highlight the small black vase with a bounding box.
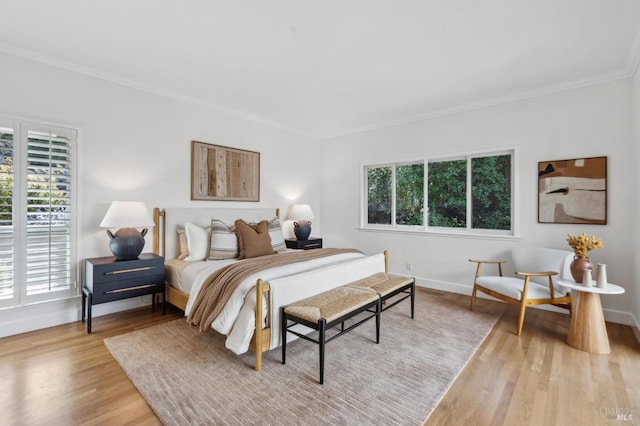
[293,220,311,240]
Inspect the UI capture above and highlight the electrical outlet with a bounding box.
[406,261,413,270]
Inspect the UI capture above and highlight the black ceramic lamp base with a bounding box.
[293,220,312,241]
[106,227,148,261]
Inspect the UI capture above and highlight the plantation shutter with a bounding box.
[22,123,76,303]
[0,125,15,308]
[0,119,76,308]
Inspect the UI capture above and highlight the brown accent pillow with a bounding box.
[235,219,276,259]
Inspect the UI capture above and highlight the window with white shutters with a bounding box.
[0,125,15,307]
[0,117,77,308]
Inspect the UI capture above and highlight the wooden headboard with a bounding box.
[153,207,280,260]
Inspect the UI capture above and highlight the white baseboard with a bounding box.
[630,313,640,343]
[3,275,639,347]
[0,295,153,338]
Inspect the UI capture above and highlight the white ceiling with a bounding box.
[1,1,640,138]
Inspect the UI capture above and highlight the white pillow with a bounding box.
[184,222,209,261]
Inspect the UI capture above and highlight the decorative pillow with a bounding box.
[177,226,189,260]
[235,219,276,259]
[208,219,239,260]
[267,217,286,253]
[184,222,210,261]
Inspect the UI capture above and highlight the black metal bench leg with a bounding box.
[375,298,381,343]
[319,318,326,385]
[281,308,287,365]
[81,289,86,323]
[87,292,92,333]
[411,280,415,319]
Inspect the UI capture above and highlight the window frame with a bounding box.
[361,147,518,238]
[0,116,78,309]
[363,159,426,231]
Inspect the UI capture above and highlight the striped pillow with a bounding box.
[267,217,286,253]
[208,220,239,260]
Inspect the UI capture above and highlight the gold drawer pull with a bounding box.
[105,266,157,275]
[104,284,157,294]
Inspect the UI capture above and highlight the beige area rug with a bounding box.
[104,290,503,426]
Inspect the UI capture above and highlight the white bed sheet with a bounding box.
[185,251,364,328]
[165,258,238,294]
[164,249,299,293]
[226,252,386,354]
[178,251,385,355]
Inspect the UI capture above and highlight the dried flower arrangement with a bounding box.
[566,233,603,258]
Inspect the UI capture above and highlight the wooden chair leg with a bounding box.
[469,263,483,312]
[517,300,527,335]
[469,285,477,311]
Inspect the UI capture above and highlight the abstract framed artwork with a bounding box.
[538,156,606,224]
[191,141,260,201]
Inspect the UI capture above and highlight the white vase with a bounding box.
[596,264,607,288]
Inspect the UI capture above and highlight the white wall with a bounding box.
[1,50,637,336]
[320,79,636,325]
[632,67,640,334]
[0,52,321,336]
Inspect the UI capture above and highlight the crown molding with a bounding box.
[0,41,634,141]
[0,42,320,140]
[322,71,630,139]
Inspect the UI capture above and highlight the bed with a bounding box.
[152,207,387,371]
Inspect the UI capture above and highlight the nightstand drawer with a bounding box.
[285,238,323,250]
[91,276,164,304]
[86,254,163,284]
[89,262,163,284]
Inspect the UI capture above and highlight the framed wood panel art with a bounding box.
[538,156,606,224]
[191,141,260,201]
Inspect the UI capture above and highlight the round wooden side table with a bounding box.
[557,279,625,354]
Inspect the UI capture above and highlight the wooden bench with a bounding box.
[281,273,415,384]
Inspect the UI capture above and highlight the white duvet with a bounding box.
[181,251,385,354]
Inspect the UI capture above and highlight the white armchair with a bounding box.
[469,245,573,335]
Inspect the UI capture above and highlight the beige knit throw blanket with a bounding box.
[187,248,363,332]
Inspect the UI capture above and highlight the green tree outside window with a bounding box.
[365,151,512,233]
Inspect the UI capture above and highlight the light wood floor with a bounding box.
[1,294,638,426]
[426,298,640,426]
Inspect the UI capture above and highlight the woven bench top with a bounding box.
[347,272,413,297]
[284,286,378,324]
